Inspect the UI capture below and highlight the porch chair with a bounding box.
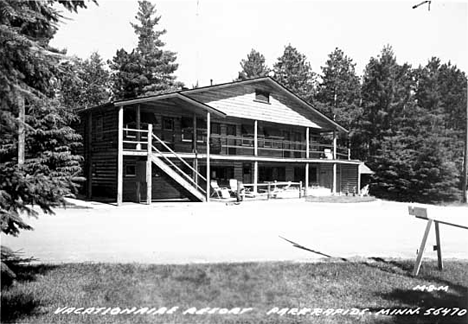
[229,179,255,199]
[210,180,231,199]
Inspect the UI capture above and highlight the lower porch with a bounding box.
[119,153,360,203]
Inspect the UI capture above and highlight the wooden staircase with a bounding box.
[150,154,206,202]
[150,133,207,202]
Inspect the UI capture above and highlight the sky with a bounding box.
[50,0,468,88]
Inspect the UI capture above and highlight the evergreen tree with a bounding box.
[368,54,466,203]
[59,52,111,110]
[109,0,182,99]
[237,49,270,80]
[273,44,316,103]
[315,48,361,154]
[0,0,91,237]
[357,45,414,161]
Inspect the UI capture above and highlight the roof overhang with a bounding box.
[80,93,227,118]
[359,163,374,174]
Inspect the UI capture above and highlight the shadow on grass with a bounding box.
[1,264,59,323]
[362,259,468,324]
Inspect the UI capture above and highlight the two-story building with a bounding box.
[75,77,363,204]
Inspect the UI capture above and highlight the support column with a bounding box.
[254,161,258,193]
[146,124,152,205]
[305,127,310,196]
[332,131,337,194]
[357,163,361,195]
[136,104,141,149]
[253,120,258,193]
[117,105,124,205]
[206,112,211,202]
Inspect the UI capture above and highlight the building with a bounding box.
[75,77,363,204]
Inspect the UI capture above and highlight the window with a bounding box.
[181,117,209,142]
[125,165,136,177]
[226,124,236,136]
[95,116,103,141]
[123,110,136,125]
[241,124,254,135]
[141,111,158,125]
[255,89,270,103]
[181,117,193,141]
[211,122,221,135]
[163,117,174,131]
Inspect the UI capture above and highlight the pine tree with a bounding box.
[315,48,361,127]
[0,0,91,237]
[237,49,270,80]
[358,45,414,161]
[273,44,316,103]
[368,54,466,203]
[109,0,182,99]
[59,52,111,110]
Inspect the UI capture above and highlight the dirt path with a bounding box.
[2,199,467,264]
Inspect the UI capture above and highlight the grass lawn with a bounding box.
[1,260,467,324]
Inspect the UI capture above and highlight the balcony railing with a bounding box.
[122,128,351,160]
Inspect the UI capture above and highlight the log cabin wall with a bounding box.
[122,156,187,202]
[77,106,118,200]
[339,164,359,195]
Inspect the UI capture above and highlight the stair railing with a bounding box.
[151,133,207,195]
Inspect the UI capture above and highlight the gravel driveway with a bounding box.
[2,199,467,264]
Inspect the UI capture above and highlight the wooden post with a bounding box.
[136,104,141,150]
[18,95,25,165]
[206,112,210,202]
[299,181,302,198]
[253,120,258,193]
[146,124,152,205]
[413,219,433,276]
[305,127,309,196]
[267,182,271,200]
[253,161,258,194]
[357,163,361,196]
[87,112,93,198]
[117,105,124,206]
[332,131,337,195]
[434,221,443,270]
[254,120,258,156]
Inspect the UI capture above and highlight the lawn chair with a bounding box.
[229,179,240,196]
[360,184,369,197]
[210,180,231,199]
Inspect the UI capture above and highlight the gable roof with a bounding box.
[182,77,347,133]
[83,77,347,133]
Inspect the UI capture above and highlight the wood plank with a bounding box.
[435,221,443,270]
[413,219,433,276]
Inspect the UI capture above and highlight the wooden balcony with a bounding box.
[122,128,350,161]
